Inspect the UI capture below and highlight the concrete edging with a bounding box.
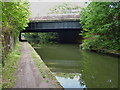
[27,42,63,88]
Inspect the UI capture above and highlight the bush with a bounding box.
[80,2,120,50]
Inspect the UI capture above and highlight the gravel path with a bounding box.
[14,42,55,88]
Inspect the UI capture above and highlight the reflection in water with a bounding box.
[34,44,118,88]
[81,50,118,88]
[53,72,86,88]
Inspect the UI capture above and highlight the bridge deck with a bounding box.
[22,28,81,33]
[25,21,81,32]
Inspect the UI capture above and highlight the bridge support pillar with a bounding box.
[19,32,22,41]
[19,31,27,42]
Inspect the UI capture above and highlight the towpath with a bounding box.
[14,42,61,88]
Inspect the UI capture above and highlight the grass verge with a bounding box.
[31,51,47,78]
[2,42,22,88]
[28,43,62,88]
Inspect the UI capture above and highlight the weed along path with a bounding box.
[15,42,62,88]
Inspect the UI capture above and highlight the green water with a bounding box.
[34,44,119,88]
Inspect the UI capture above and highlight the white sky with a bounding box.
[29,0,119,17]
[29,2,87,17]
[28,0,90,2]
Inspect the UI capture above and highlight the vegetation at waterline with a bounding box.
[2,1,30,64]
[23,32,58,46]
[2,43,21,88]
[80,2,120,51]
[29,43,61,88]
[31,47,47,78]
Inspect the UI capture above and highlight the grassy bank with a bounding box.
[28,43,62,88]
[90,49,120,57]
[2,42,22,88]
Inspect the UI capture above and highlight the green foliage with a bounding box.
[2,1,30,62]
[2,42,21,88]
[31,51,47,79]
[0,1,2,25]
[2,1,30,30]
[80,2,120,50]
[2,1,30,47]
[23,33,58,46]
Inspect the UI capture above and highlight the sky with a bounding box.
[29,2,87,17]
[28,0,90,2]
[29,0,119,17]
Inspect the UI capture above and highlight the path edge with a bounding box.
[27,42,63,88]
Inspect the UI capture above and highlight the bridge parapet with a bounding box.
[24,15,81,32]
[29,14,80,22]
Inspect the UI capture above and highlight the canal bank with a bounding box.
[90,49,120,57]
[15,42,63,88]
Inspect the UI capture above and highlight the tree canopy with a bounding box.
[80,2,120,50]
[2,1,30,30]
[2,1,30,61]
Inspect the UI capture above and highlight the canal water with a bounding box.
[34,44,119,88]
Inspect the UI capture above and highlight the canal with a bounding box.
[34,44,118,88]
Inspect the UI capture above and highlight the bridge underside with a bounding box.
[20,28,82,43]
[20,20,82,43]
[22,28,81,33]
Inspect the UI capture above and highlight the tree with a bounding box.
[2,0,30,62]
[80,2,120,50]
[2,1,30,30]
